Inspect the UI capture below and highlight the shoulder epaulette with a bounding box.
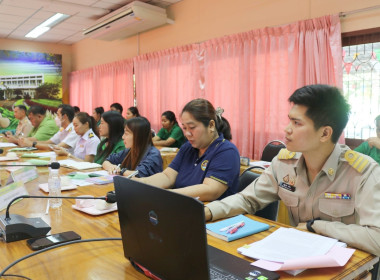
[344,150,369,173]
[88,132,94,138]
[277,148,296,160]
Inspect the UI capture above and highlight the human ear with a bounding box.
[209,120,216,131]
[320,126,333,142]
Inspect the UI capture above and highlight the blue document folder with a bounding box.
[206,214,270,242]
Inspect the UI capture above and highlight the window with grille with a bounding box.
[342,29,380,139]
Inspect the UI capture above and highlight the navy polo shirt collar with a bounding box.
[194,134,224,165]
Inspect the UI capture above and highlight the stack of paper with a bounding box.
[238,227,354,275]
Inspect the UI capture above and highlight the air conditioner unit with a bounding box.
[83,1,173,41]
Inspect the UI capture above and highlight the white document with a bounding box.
[0,156,19,161]
[238,227,338,263]
[34,151,56,157]
[0,143,17,147]
[70,179,93,187]
[81,170,108,176]
[58,159,102,170]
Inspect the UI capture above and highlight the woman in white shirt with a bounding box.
[55,112,100,162]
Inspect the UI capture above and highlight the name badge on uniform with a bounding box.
[279,182,296,192]
[279,174,296,192]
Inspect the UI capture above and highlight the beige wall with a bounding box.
[1,0,379,102]
[71,0,380,71]
[0,39,72,103]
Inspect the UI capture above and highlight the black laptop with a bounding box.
[114,176,280,280]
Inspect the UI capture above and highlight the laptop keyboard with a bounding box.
[209,264,242,280]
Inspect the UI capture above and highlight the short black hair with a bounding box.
[95,107,105,115]
[110,103,123,114]
[288,84,350,143]
[58,104,75,122]
[73,106,80,113]
[15,105,27,112]
[28,105,46,116]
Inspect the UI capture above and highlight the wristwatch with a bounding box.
[32,141,37,148]
[306,218,320,233]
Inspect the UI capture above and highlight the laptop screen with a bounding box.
[114,176,210,279]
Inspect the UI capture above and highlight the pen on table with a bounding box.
[227,222,245,234]
[219,221,245,232]
[45,201,50,215]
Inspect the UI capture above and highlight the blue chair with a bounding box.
[238,166,279,221]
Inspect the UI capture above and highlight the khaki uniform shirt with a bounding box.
[207,144,380,256]
[15,116,32,137]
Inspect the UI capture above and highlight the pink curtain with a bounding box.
[69,14,342,159]
[69,59,134,115]
[134,45,202,132]
[200,14,342,159]
[69,68,93,113]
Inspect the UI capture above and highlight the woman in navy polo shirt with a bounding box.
[140,99,240,201]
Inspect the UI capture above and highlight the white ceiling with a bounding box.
[0,0,181,45]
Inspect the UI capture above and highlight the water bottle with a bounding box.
[50,153,57,163]
[49,153,57,173]
[48,168,62,208]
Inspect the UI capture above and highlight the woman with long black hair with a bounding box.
[94,111,125,164]
[102,117,163,177]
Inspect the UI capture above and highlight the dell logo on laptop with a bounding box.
[149,210,158,225]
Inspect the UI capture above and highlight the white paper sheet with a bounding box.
[0,143,17,147]
[238,227,338,263]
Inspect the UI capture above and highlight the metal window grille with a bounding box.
[343,42,380,139]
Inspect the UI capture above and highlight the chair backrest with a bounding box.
[370,260,379,280]
[238,166,263,193]
[238,166,279,221]
[261,140,286,162]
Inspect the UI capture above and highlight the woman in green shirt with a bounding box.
[92,106,104,127]
[354,115,380,164]
[153,111,185,148]
[94,111,125,164]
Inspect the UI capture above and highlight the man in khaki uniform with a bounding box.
[205,84,380,256]
[5,105,33,142]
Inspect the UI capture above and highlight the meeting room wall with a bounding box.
[71,0,380,71]
[0,38,72,104]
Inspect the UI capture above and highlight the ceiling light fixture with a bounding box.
[25,13,70,38]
